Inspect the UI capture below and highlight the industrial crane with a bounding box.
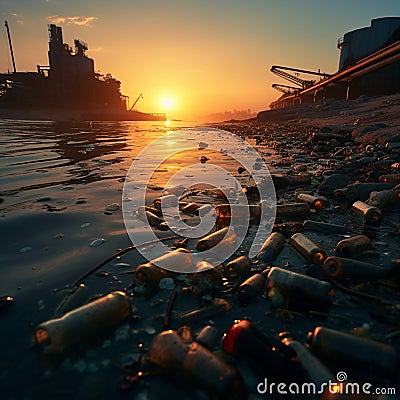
[271,83,301,95]
[129,93,143,111]
[270,65,330,91]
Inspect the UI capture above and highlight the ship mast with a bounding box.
[4,21,16,73]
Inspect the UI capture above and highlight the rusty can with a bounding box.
[352,201,382,225]
[289,232,327,264]
[335,235,372,257]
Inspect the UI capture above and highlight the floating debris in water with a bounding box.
[75,198,87,204]
[81,222,90,228]
[19,246,33,253]
[55,234,63,239]
[89,238,105,247]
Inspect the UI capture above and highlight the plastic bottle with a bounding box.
[289,232,327,264]
[225,256,251,278]
[256,232,286,263]
[180,202,200,214]
[267,267,333,306]
[237,270,269,304]
[335,235,372,257]
[196,227,236,252]
[369,189,400,208]
[34,291,132,354]
[279,332,335,389]
[379,174,400,184]
[307,326,399,380]
[276,203,311,219]
[303,220,347,235]
[322,256,389,280]
[296,193,325,209]
[153,194,179,209]
[351,201,382,225]
[222,320,304,383]
[148,329,243,399]
[214,204,261,227]
[195,325,221,350]
[134,248,193,290]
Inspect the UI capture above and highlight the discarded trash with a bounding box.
[335,235,372,257]
[267,267,333,307]
[369,189,400,208]
[289,232,326,264]
[196,227,237,252]
[105,203,119,212]
[322,256,389,280]
[225,256,251,278]
[0,295,14,311]
[256,232,286,264]
[237,270,269,304]
[307,326,398,380]
[275,203,310,219]
[352,201,382,225]
[296,193,324,209]
[34,291,132,355]
[148,328,242,398]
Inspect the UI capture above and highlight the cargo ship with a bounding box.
[0,23,166,121]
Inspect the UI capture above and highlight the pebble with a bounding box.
[19,246,33,253]
[89,238,105,247]
[159,277,175,290]
[105,203,119,211]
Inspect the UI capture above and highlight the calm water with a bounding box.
[0,119,200,399]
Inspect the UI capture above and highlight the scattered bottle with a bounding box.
[153,194,179,209]
[222,320,304,382]
[225,256,251,278]
[256,232,286,264]
[267,267,333,306]
[148,329,243,399]
[134,249,192,290]
[142,210,164,227]
[177,298,232,324]
[303,220,347,235]
[296,193,325,209]
[335,235,372,257]
[237,270,269,304]
[307,326,399,380]
[379,174,400,184]
[333,182,395,202]
[162,184,187,196]
[214,204,261,226]
[352,201,382,225]
[369,189,400,208]
[34,291,132,354]
[278,332,335,389]
[275,203,311,219]
[196,227,236,252]
[322,256,389,280]
[289,232,327,264]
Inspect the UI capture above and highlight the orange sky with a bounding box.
[1,1,399,121]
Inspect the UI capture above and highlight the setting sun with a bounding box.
[160,96,176,111]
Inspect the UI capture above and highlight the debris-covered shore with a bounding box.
[1,114,399,399]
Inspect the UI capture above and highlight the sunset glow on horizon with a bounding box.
[0,1,399,121]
